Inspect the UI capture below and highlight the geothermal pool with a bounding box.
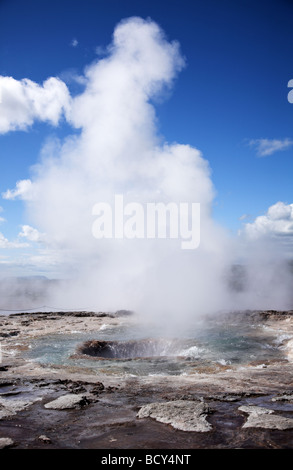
[24,315,288,376]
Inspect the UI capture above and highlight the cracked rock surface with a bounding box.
[44,393,91,410]
[0,397,37,419]
[239,405,293,430]
[137,400,212,432]
[0,437,14,449]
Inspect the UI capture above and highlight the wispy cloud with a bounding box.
[239,213,250,221]
[0,206,5,223]
[95,45,108,56]
[0,232,29,249]
[249,138,293,157]
[71,38,78,47]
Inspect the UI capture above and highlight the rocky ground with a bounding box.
[1,310,293,449]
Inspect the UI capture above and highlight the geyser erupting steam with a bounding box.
[2,17,292,323]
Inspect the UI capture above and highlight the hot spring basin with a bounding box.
[73,338,190,360]
[25,315,288,376]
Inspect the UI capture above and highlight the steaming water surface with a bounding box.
[25,317,287,376]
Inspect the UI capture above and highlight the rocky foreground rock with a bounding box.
[0,310,293,449]
[137,400,212,432]
[238,405,293,430]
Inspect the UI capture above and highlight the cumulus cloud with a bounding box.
[235,201,293,310]
[0,76,71,133]
[249,138,293,157]
[243,201,293,240]
[18,225,47,243]
[2,179,34,201]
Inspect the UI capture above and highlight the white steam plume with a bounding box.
[2,17,293,323]
[23,17,231,323]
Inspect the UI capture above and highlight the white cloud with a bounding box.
[0,232,29,249]
[2,179,33,200]
[71,38,78,47]
[249,138,293,157]
[0,207,6,224]
[95,45,108,56]
[18,225,47,243]
[0,76,71,133]
[239,214,249,221]
[243,202,293,240]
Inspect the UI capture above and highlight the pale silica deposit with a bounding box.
[1,309,293,449]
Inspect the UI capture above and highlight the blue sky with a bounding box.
[0,0,293,277]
